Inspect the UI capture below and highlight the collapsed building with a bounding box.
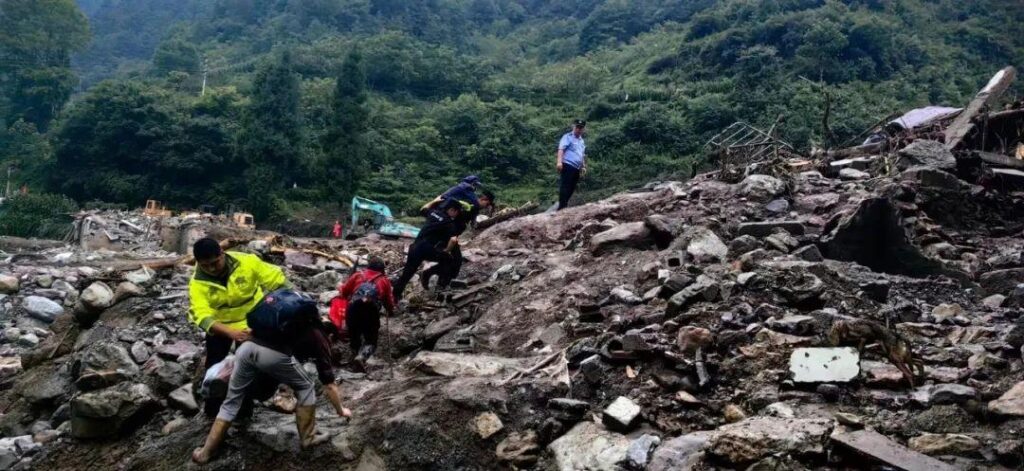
[0,68,1020,470]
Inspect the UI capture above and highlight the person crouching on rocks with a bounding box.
[192,289,352,464]
[336,256,396,371]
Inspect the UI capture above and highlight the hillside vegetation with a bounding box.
[1,0,1022,223]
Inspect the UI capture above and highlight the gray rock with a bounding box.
[424,316,461,342]
[472,412,503,439]
[908,433,981,456]
[151,361,188,394]
[793,244,823,262]
[3,328,20,344]
[15,333,38,348]
[591,222,653,255]
[737,175,786,201]
[647,432,711,471]
[684,226,728,263]
[548,421,630,471]
[708,417,832,465]
[838,168,870,180]
[129,341,150,364]
[34,275,54,289]
[912,384,977,405]
[622,434,661,470]
[931,303,964,323]
[0,275,19,294]
[989,381,1024,417]
[412,352,531,378]
[602,396,641,432]
[79,282,115,312]
[728,235,761,257]
[666,275,720,316]
[168,383,199,413]
[897,139,956,170]
[114,282,143,302]
[154,341,198,361]
[22,296,63,323]
[79,342,140,378]
[123,268,153,285]
[609,286,642,305]
[765,199,789,213]
[980,268,1024,296]
[70,383,161,439]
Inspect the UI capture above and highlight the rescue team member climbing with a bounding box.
[336,256,396,370]
[557,119,587,210]
[392,198,465,300]
[192,289,351,464]
[420,177,496,291]
[187,237,291,417]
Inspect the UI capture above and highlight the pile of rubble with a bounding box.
[0,69,1022,470]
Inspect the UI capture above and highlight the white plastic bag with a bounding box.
[200,354,235,399]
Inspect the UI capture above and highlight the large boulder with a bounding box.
[22,296,64,323]
[77,342,140,379]
[548,421,630,471]
[737,175,786,201]
[411,352,533,378]
[707,417,832,465]
[590,222,653,255]
[897,140,956,171]
[979,268,1024,296]
[70,382,161,439]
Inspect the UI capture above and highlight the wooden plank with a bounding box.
[945,66,1017,150]
[830,428,959,471]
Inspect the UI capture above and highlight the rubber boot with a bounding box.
[192,419,231,464]
[295,406,320,449]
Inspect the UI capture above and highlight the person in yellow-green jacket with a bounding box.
[188,237,291,417]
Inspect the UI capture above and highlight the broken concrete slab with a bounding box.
[944,66,1018,150]
[707,417,832,465]
[830,427,959,471]
[897,140,956,170]
[548,421,630,471]
[789,347,860,383]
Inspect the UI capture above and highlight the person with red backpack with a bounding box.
[335,256,395,370]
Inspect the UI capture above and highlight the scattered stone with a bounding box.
[79,282,115,312]
[931,303,964,323]
[684,226,728,263]
[114,282,144,301]
[472,412,503,439]
[79,342,140,379]
[737,175,786,201]
[666,275,720,315]
[789,347,860,383]
[792,244,823,262]
[161,417,188,435]
[609,286,642,305]
[676,326,713,353]
[130,341,150,364]
[765,199,789,213]
[70,383,161,439]
[912,384,977,406]
[908,433,981,456]
[622,434,660,470]
[602,396,641,432]
[989,381,1024,417]
[647,432,710,471]
[0,275,20,294]
[723,404,746,423]
[839,168,870,180]
[124,267,154,285]
[23,296,64,323]
[728,235,761,257]
[591,222,653,255]
[168,383,199,413]
[707,417,832,465]
[496,431,540,466]
[548,421,630,471]
[833,412,863,427]
[737,221,806,238]
[154,341,198,361]
[16,333,39,348]
[412,351,531,378]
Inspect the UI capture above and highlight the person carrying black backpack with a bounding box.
[337,256,396,370]
[192,289,351,464]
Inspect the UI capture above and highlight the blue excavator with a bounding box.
[348,196,420,239]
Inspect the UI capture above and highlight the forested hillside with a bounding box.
[2,0,1023,224]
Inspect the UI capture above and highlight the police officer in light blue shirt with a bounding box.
[556,119,587,210]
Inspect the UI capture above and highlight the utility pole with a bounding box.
[5,165,12,198]
[200,60,208,97]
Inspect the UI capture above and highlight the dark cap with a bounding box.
[572,119,587,128]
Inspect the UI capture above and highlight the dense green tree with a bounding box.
[321,50,368,206]
[0,0,90,130]
[0,193,77,239]
[237,52,303,220]
[153,38,201,76]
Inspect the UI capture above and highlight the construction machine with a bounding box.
[349,196,420,239]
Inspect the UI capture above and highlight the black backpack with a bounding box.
[348,273,384,310]
[247,289,318,339]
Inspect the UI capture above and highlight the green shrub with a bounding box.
[0,193,78,239]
